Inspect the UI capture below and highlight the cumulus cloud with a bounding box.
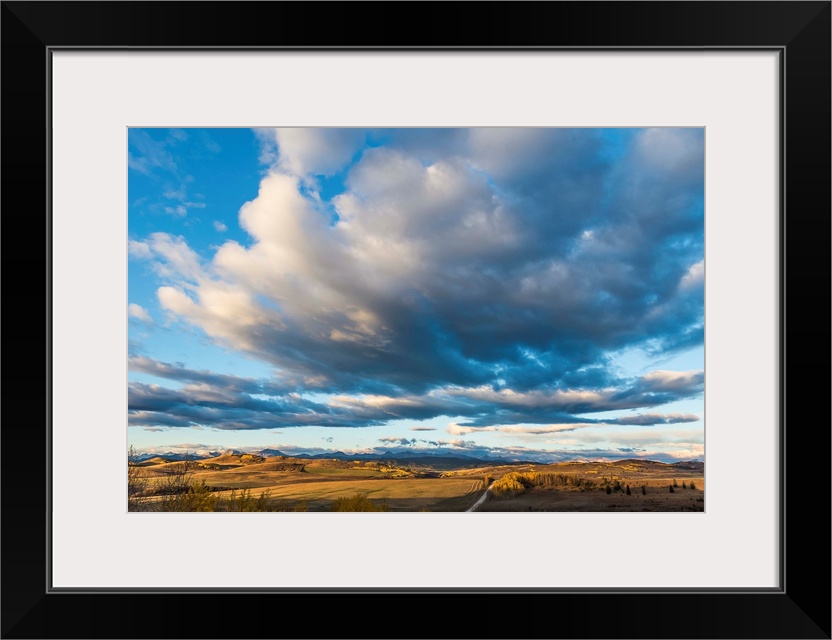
[214,221,228,233]
[146,232,204,282]
[272,128,366,177]
[128,240,153,260]
[129,129,704,439]
[255,127,365,177]
[128,303,152,323]
[144,130,701,393]
[378,436,417,446]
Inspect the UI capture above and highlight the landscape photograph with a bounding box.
[128,127,704,512]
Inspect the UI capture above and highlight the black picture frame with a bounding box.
[2,2,829,638]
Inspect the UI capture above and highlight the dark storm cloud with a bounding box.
[449,370,704,428]
[127,363,701,431]
[128,380,389,430]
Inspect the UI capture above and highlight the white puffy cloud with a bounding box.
[133,128,704,413]
[128,303,152,323]
[128,240,153,260]
[145,232,204,282]
[270,128,365,177]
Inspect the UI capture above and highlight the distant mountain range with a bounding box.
[665,460,705,471]
[132,448,508,465]
[131,448,703,470]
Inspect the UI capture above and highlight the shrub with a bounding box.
[331,493,389,512]
[689,480,697,490]
[158,477,218,512]
[127,445,151,511]
[133,453,278,512]
[576,477,595,491]
[216,488,274,512]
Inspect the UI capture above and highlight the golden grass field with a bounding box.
[130,453,704,512]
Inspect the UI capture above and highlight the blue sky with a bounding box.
[128,128,704,463]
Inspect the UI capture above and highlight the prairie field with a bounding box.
[129,453,704,512]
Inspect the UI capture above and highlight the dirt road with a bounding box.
[466,484,492,512]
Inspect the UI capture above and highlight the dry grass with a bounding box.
[131,454,702,512]
[477,463,705,512]
[132,455,485,512]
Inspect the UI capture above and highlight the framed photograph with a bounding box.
[124,123,708,519]
[2,2,829,638]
